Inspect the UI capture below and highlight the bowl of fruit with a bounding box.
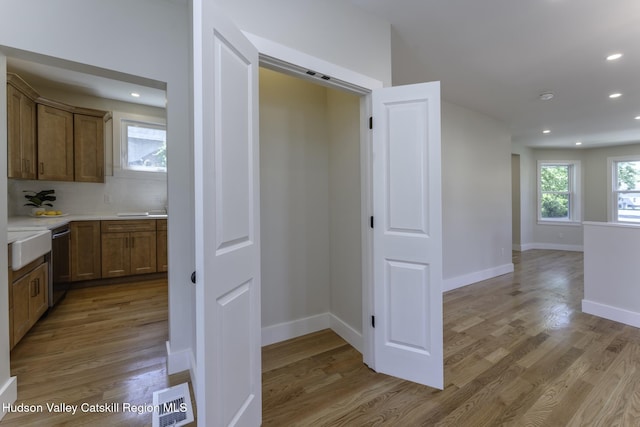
[24,190,66,217]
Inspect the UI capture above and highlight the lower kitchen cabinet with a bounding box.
[10,258,48,349]
[156,219,168,272]
[70,221,102,281]
[101,220,157,278]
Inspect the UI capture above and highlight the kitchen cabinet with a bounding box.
[7,74,37,180]
[37,102,74,181]
[101,220,157,278]
[156,219,168,272]
[10,257,48,348]
[70,221,102,282]
[74,112,107,183]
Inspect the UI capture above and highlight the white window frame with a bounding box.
[537,160,581,225]
[112,111,167,180]
[608,155,640,223]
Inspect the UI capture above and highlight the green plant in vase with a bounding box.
[23,189,56,215]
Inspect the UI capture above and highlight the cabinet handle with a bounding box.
[39,162,44,175]
[31,280,37,297]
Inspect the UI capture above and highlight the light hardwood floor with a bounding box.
[263,250,640,426]
[1,277,194,427]
[4,250,638,426]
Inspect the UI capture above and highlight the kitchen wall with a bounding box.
[0,0,191,410]
[7,87,167,216]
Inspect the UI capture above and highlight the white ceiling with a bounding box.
[6,57,166,109]
[349,0,640,149]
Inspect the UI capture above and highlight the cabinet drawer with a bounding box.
[101,220,156,233]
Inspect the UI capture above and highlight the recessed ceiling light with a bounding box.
[606,53,623,61]
[609,93,622,99]
[130,92,141,98]
[543,129,551,134]
[635,116,640,120]
[575,141,582,146]
[539,92,554,101]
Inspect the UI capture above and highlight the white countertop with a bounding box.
[8,213,168,231]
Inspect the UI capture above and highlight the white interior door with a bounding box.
[193,2,261,425]
[372,82,443,389]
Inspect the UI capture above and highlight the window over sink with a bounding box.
[113,112,166,179]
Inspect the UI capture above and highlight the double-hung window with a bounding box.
[610,158,640,223]
[537,161,581,223]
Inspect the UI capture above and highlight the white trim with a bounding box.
[582,299,640,329]
[512,244,522,251]
[519,243,583,252]
[0,377,17,421]
[443,263,514,292]
[537,160,582,223]
[261,313,330,347]
[165,340,192,375]
[329,314,363,353]
[112,111,167,180]
[245,32,383,93]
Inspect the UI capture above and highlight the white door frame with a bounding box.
[245,32,381,367]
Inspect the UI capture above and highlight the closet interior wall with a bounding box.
[259,67,362,341]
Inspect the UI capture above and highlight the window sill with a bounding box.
[537,220,582,227]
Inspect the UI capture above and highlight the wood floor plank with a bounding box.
[2,277,195,427]
[262,250,640,426]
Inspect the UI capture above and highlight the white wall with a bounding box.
[327,88,362,333]
[259,69,331,327]
[441,101,513,291]
[0,0,193,408]
[511,154,521,247]
[511,144,535,249]
[583,143,640,222]
[215,0,392,87]
[7,88,167,217]
[259,68,363,344]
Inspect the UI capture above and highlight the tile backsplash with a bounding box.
[9,176,167,216]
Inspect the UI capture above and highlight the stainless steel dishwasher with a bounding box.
[50,224,71,307]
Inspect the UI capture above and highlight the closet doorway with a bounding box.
[259,67,364,350]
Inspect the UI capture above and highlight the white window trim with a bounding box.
[608,155,640,223]
[537,160,582,225]
[112,111,167,180]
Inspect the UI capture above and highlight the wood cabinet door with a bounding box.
[37,104,74,181]
[12,274,31,345]
[29,263,49,322]
[70,221,102,281]
[74,114,105,183]
[101,232,130,278]
[130,231,157,275]
[7,84,37,179]
[156,229,168,272]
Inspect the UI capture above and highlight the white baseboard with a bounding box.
[520,243,583,252]
[582,299,640,328]
[443,263,514,292]
[165,341,192,375]
[261,313,330,347]
[512,244,522,251]
[329,314,363,353]
[0,376,17,421]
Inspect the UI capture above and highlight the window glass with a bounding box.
[123,120,166,173]
[540,164,570,220]
[613,160,640,223]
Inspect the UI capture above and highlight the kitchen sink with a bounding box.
[9,230,51,270]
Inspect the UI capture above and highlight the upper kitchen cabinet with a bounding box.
[7,74,37,180]
[37,101,74,181]
[6,73,110,182]
[74,111,109,183]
